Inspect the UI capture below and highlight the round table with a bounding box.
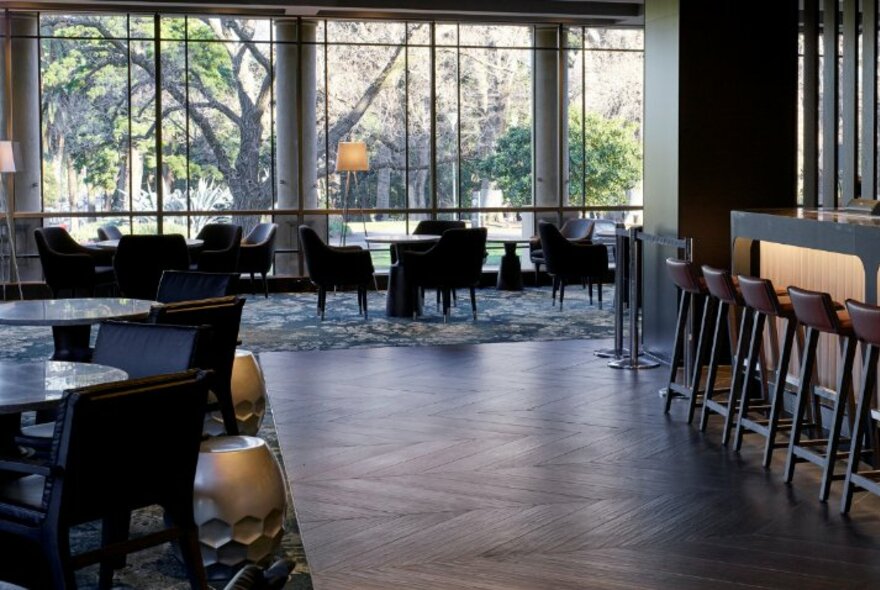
[92,238,204,250]
[0,360,128,453]
[365,235,440,317]
[486,237,531,291]
[0,298,155,362]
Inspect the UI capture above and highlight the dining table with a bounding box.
[365,234,440,317]
[485,237,531,291]
[0,298,155,362]
[91,238,204,251]
[0,360,128,454]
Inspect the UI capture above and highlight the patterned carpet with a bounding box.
[0,286,616,589]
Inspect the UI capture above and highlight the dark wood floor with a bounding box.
[263,339,880,590]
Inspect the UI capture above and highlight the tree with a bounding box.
[483,109,641,208]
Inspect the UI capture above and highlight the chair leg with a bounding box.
[318,287,326,320]
[470,287,477,320]
[99,510,132,588]
[587,280,593,305]
[436,289,441,311]
[734,311,767,451]
[442,288,451,322]
[842,344,879,513]
[665,290,691,414]
[43,526,76,590]
[559,282,566,311]
[250,272,256,295]
[261,272,269,298]
[453,290,457,307]
[178,526,209,590]
[686,294,714,425]
[552,277,558,304]
[762,317,796,467]
[362,286,369,320]
[217,385,240,436]
[819,335,856,502]
[535,263,541,286]
[784,327,820,484]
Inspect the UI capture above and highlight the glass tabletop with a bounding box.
[0,298,155,326]
[0,360,128,414]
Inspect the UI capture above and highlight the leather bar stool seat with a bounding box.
[663,258,710,423]
[840,299,880,513]
[784,286,856,502]
[732,276,801,468]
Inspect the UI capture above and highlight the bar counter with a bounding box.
[732,208,880,389]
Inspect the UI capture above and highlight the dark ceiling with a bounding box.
[7,0,645,25]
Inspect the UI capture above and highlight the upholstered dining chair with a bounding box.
[156,270,239,304]
[402,227,487,321]
[538,221,608,310]
[0,370,211,589]
[96,224,124,241]
[237,222,278,297]
[113,234,191,300]
[299,225,375,320]
[195,223,243,273]
[148,296,245,436]
[388,219,467,265]
[530,218,594,284]
[34,226,115,298]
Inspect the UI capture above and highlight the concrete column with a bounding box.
[3,14,41,281]
[531,25,567,236]
[274,20,318,276]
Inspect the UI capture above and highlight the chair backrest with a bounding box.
[702,265,740,305]
[787,286,844,333]
[97,225,124,241]
[147,296,245,397]
[197,223,243,252]
[44,370,210,525]
[239,223,278,274]
[413,220,466,236]
[411,228,486,286]
[113,234,190,300]
[539,221,607,276]
[34,226,81,255]
[299,224,331,281]
[737,275,784,316]
[665,257,705,294]
[92,321,203,379]
[846,299,880,346]
[157,270,239,304]
[244,222,277,246]
[559,218,594,241]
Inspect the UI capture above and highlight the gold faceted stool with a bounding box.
[194,436,287,580]
[204,349,268,436]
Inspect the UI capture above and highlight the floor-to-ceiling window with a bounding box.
[8,13,644,277]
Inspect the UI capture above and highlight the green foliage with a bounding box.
[482,110,641,208]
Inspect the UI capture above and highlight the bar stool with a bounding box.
[664,258,709,423]
[840,299,880,514]
[784,286,856,502]
[733,276,799,467]
[697,266,751,445]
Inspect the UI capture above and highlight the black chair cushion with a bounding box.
[91,321,203,379]
[157,270,238,304]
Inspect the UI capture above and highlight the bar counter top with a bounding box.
[731,207,880,303]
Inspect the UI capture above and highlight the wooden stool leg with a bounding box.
[819,335,856,502]
[784,327,819,484]
[734,311,765,451]
[842,345,879,514]
[687,295,715,424]
[665,290,690,414]
[720,307,752,445]
[699,301,728,432]
[763,317,796,468]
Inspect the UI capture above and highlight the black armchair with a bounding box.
[157,270,239,304]
[195,223,243,273]
[529,218,594,283]
[96,224,124,241]
[388,219,466,265]
[0,370,210,589]
[238,222,278,298]
[299,225,375,320]
[34,227,115,298]
[538,221,609,310]
[402,227,487,321]
[148,296,245,436]
[114,234,190,300]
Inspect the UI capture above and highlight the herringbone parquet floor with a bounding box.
[263,339,880,589]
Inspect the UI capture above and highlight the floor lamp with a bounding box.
[336,141,369,246]
[0,141,21,301]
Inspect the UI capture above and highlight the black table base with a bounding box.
[496,242,524,291]
[385,264,423,318]
[51,325,93,362]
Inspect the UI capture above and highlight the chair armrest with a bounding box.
[0,457,57,477]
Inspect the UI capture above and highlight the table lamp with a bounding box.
[0,141,22,300]
[336,141,369,246]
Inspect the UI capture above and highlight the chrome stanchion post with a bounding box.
[609,228,659,370]
[595,224,628,359]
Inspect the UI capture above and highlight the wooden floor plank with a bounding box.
[265,339,880,589]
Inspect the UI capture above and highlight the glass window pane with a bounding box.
[327,21,405,44]
[567,47,585,207]
[407,22,431,46]
[435,24,457,46]
[435,48,458,208]
[40,14,127,38]
[584,28,643,50]
[460,25,532,48]
[407,46,432,211]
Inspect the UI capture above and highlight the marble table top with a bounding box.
[0,360,128,414]
[92,238,204,250]
[364,234,441,244]
[0,298,155,326]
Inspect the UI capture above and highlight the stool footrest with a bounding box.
[850,474,880,496]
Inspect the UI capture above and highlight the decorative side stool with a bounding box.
[194,436,287,580]
[204,350,268,437]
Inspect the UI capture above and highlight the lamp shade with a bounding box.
[336,141,368,172]
[0,141,21,173]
